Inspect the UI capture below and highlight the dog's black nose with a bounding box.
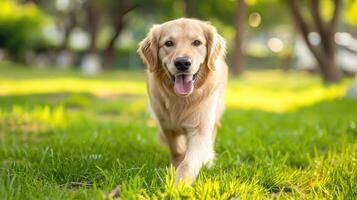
[174,57,191,71]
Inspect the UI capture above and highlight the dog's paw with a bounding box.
[175,161,195,186]
[204,157,215,169]
[203,151,215,169]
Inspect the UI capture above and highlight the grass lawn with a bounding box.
[0,63,356,199]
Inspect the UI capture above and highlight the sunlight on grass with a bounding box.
[0,78,146,97]
[0,69,352,113]
[226,71,351,112]
[0,105,65,135]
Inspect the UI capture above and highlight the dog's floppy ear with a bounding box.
[204,23,226,71]
[138,25,159,72]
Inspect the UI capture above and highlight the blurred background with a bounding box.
[1,1,357,198]
[0,0,357,112]
[0,0,356,83]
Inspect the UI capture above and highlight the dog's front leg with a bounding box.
[175,127,215,185]
[174,94,220,185]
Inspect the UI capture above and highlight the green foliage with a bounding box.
[0,1,48,59]
[0,65,356,199]
[345,0,357,25]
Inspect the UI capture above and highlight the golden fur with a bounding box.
[138,18,228,185]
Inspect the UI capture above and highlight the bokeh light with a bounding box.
[248,12,261,27]
[267,37,284,53]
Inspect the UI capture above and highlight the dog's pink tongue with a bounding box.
[174,74,194,95]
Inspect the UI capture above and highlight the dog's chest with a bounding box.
[157,100,200,132]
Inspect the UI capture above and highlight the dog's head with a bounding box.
[138,18,225,96]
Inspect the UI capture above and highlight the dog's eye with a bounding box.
[192,40,202,46]
[164,40,174,47]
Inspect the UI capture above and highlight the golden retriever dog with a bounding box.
[138,18,228,185]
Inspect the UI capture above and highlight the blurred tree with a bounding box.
[102,0,180,68]
[84,0,102,55]
[79,0,104,74]
[103,0,137,68]
[57,1,81,52]
[22,0,77,51]
[176,0,291,74]
[287,0,342,83]
[0,0,46,60]
[183,0,195,17]
[232,0,247,75]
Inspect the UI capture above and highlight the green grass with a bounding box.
[0,63,356,199]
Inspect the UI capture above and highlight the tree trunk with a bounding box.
[287,0,342,83]
[103,3,136,68]
[232,0,246,75]
[85,3,100,54]
[103,19,124,68]
[319,56,341,83]
[183,0,195,17]
[81,1,101,74]
[60,11,77,51]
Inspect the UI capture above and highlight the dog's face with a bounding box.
[158,21,207,96]
[138,18,225,96]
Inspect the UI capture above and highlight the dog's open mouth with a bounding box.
[171,73,197,96]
